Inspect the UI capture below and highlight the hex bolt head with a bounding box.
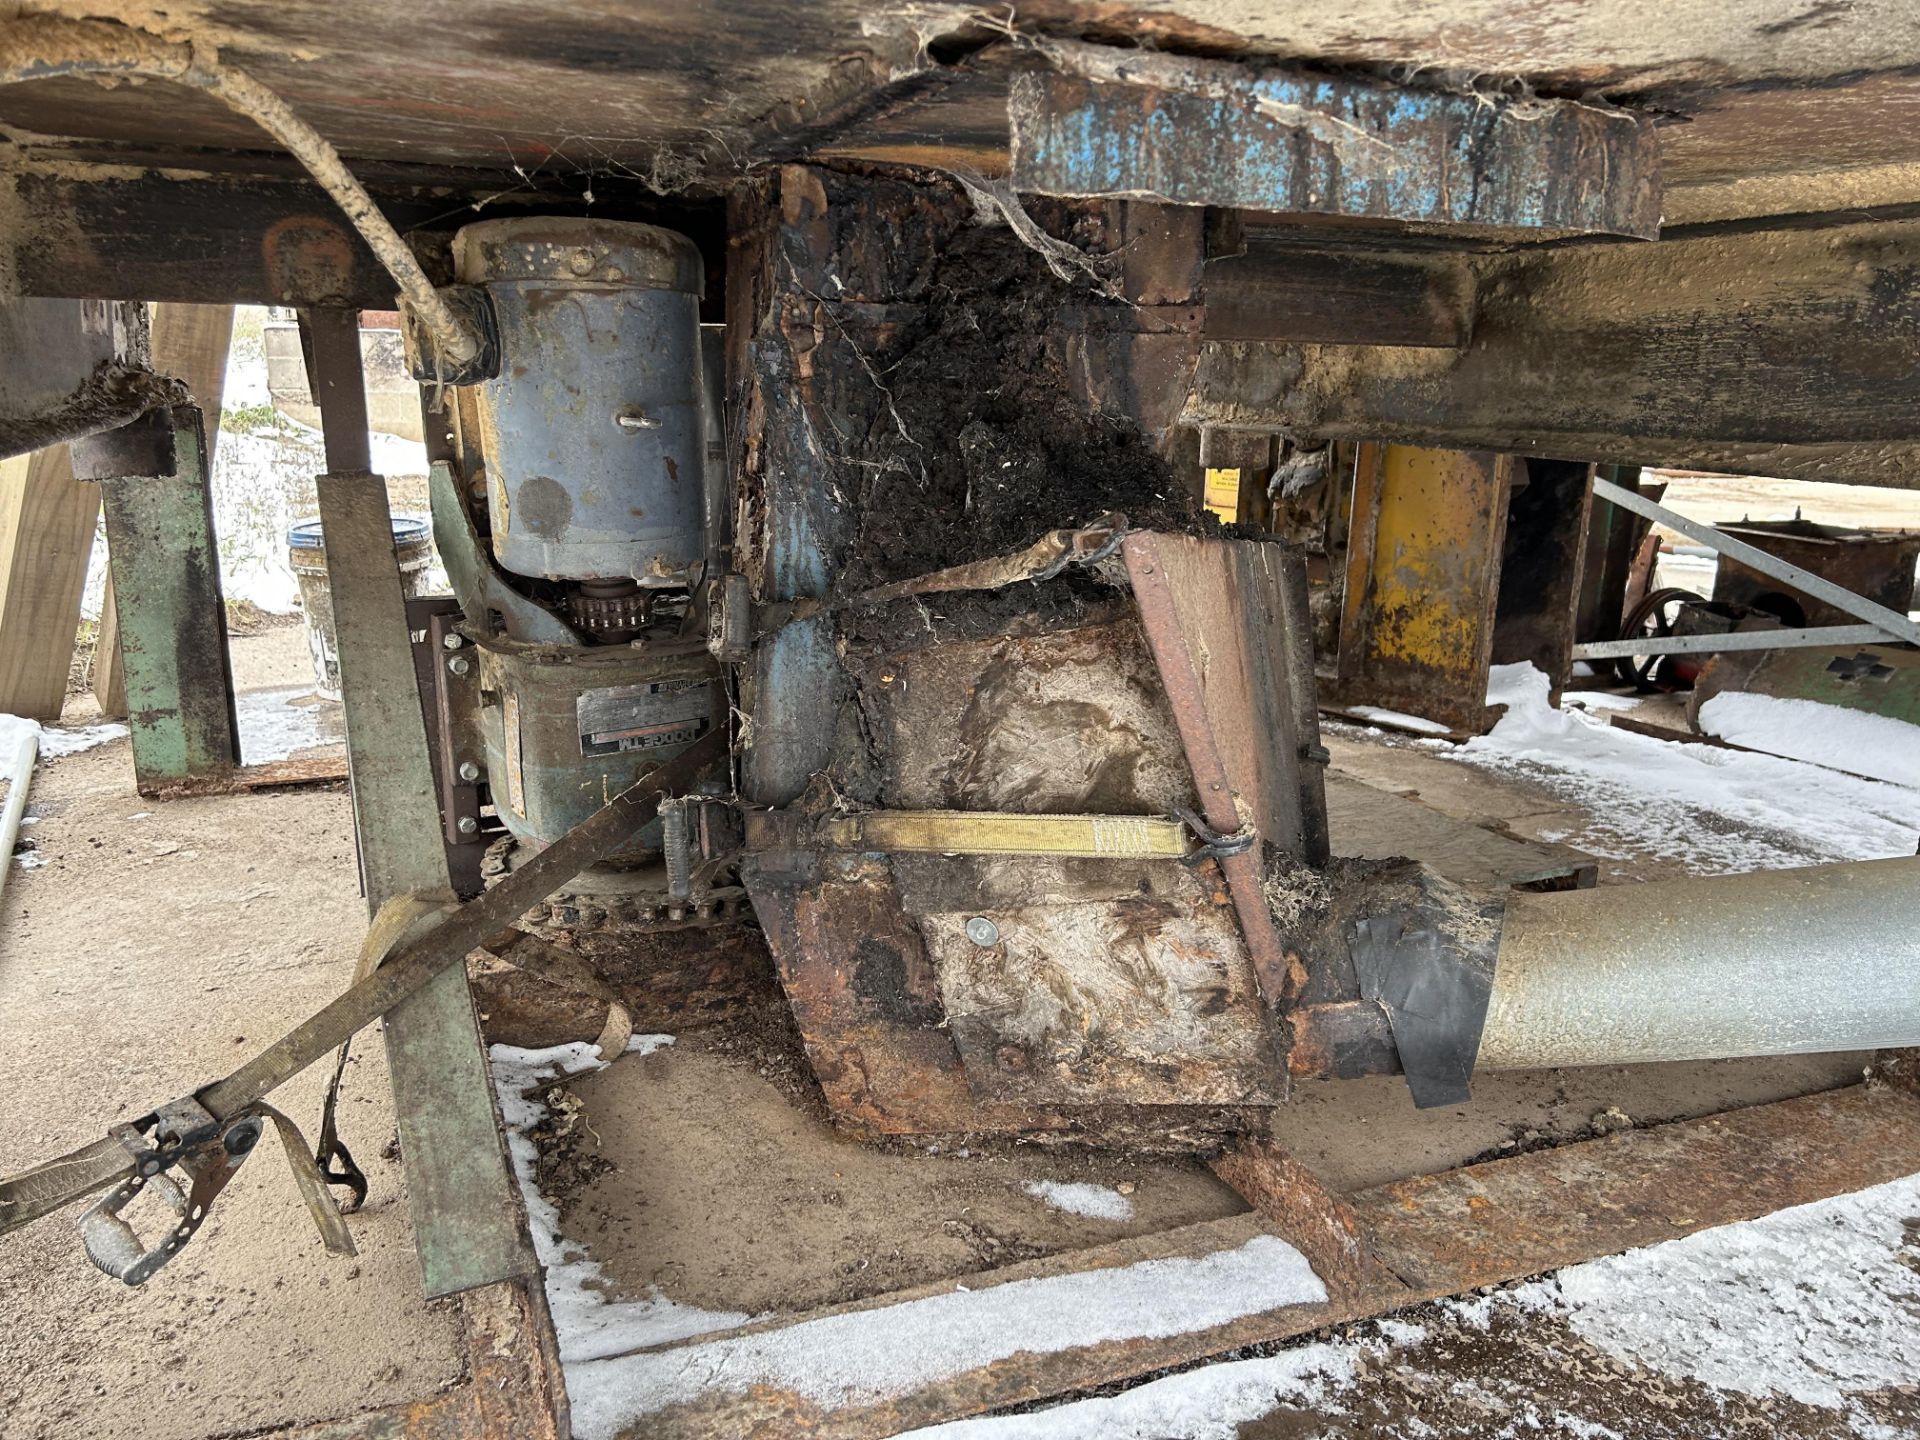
[441,632,464,650]
[965,916,1000,947]
[447,655,472,676]
[457,761,481,782]
[456,816,479,835]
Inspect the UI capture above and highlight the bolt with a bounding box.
[456,816,479,835]
[965,916,1000,947]
[441,632,464,650]
[567,248,597,276]
[447,655,472,676]
[614,407,662,431]
[457,761,480,782]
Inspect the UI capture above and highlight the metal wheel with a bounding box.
[1613,586,1705,689]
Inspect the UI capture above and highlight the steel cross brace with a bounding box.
[1587,477,1920,653]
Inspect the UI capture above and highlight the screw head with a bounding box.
[457,761,481,782]
[965,916,1000,947]
[447,655,472,676]
[441,632,464,650]
[456,815,479,835]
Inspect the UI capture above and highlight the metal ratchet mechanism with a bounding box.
[81,1099,267,1285]
[0,727,729,1284]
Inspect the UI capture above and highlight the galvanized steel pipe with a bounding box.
[1475,856,1920,1070]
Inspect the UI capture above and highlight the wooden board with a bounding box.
[1188,215,1920,488]
[0,444,95,721]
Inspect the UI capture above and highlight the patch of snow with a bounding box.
[235,687,337,765]
[1549,1414,1625,1440]
[1540,1172,1920,1412]
[901,1337,1367,1439]
[39,722,128,760]
[489,1036,751,1385]
[1450,663,1920,872]
[0,714,36,781]
[567,1236,1327,1440]
[1021,1180,1134,1221]
[1342,705,1454,735]
[0,715,127,781]
[1697,691,1920,789]
[1374,1317,1428,1347]
[14,850,44,870]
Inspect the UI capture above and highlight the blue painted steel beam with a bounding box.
[1010,43,1659,240]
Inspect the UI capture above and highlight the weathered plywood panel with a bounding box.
[923,882,1281,1106]
[860,619,1196,816]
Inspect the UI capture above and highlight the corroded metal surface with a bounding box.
[1490,459,1593,702]
[1711,519,1920,629]
[747,852,1068,1137]
[1353,1086,1920,1292]
[1208,1135,1376,1301]
[1327,444,1514,734]
[1012,42,1660,238]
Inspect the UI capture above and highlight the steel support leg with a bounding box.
[97,406,242,793]
[297,307,539,1301]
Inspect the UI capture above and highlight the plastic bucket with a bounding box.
[289,515,434,701]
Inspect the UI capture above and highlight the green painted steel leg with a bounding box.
[97,407,241,793]
[303,306,536,1300]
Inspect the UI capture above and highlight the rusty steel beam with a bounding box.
[1203,242,1470,349]
[1011,41,1660,239]
[1188,215,1920,488]
[1207,1136,1377,1302]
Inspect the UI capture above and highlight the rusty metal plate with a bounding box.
[921,878,1283,1107]
[859,619,1195,814]
[1122,531,1327,863]
[1011,45,1660,239]
[1352,1086,1920,1293]
[1123,531,1325,1011]
[1328,443,1514,734]
[746,853,1069,1138]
